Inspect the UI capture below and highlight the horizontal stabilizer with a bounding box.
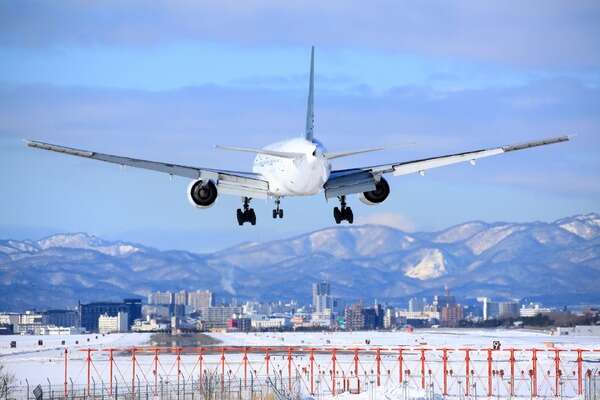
[216,145,304,159]
[324,147,385,160]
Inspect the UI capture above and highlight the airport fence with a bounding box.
[2,345,600,399]
[586,369,600,400]
[1,372,301,400]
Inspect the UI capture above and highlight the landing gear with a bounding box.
[333,196,353,224]
[272,198,284,219]
[237,197,256,225]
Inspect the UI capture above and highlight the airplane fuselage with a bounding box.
[252,137,331,196]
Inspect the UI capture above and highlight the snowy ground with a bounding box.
[207,328,600,349]
[0,332,151,386]
[1,329,599,398]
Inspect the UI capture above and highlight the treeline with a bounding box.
[460,309,600,328]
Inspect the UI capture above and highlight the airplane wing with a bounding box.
[26,140,270,198]
[324,136,570,199]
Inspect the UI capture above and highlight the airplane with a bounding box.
[27,47,571,226]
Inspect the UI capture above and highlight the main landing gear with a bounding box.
[333,195,353,224]
[237,197,256,225]
[272,198,284,219]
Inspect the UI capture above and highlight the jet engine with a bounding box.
[187,180,218,208]
[359,177,390,205]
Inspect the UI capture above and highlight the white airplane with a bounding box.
[27,47,570,226]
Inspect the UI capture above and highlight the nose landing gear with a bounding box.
[333,195,353,224]
[272,198,284,219]
[237,197,256,225]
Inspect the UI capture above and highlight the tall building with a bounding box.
[439,287,463,327]
[344,303,365,331]
[123,299,142,327]
[312,281,332,313]
[363,303,384,330]
[477,297,499,320]
[383,307,395,329]
[441,304,464,327]
[408,298,425,313]
[498,301,520,319]
[148,291,174,305]
[174,290,188,306]
[188,290,214,310]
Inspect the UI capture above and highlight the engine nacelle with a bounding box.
[359,177,390,205]
[187,180,218,208]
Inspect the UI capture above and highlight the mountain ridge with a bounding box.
[1,213,599,311]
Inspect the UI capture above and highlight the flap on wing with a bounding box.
[324,170,376,199]
[217,173,269,199]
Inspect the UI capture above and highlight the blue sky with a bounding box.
[1,1,599,251]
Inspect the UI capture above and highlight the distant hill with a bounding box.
[1,213,599,311]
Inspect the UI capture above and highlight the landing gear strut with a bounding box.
[333,195,353,224]
[272,198,284,219]
[237,197,256,225]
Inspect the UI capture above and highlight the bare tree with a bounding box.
[0,363,15,399]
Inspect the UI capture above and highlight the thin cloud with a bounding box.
[1,1,599,68]
[1,81,597,201]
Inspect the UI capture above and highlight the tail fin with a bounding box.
[304,46,315,141]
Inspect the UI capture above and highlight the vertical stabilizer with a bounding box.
[304,46,315,141]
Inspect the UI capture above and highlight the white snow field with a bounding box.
[1,329,599,399]
[0,332,151,386]
[208,328,600,348]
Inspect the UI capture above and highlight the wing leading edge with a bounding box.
[325,135,571,199]
[26,140,270,198]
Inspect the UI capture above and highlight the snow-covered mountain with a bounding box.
[0,233,146,257]
[555,213,600,240]
[1,213,599,310]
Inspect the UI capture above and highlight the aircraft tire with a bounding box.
[346,207,354,224]
[333,207,342,224]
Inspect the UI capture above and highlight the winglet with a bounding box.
[501,135,570,152]
[304,46,315,142]
[25,139,94,157]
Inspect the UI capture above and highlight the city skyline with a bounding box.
[3,281,597,336]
